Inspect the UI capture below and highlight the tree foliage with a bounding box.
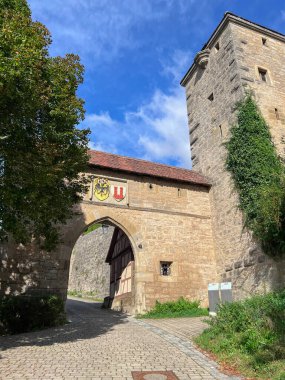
[0,0,90,250]
[0,294,66,334]
[226,95,285,256]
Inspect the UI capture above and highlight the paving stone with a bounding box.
[0,299,242,380]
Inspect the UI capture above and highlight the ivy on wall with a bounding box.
[226,95,285,257]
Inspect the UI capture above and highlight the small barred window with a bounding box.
[160,261,172,276]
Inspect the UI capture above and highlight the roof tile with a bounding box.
[88,150,210,187]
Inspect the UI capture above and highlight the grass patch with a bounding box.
[195,290,285,380]
[67,290,103,302]
[137,297,208,319]
[83,223,101,235]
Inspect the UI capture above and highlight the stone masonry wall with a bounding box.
[183,18,285,300]
[0,167,217,314]
[68,226,113,299]
[230,22,285,159]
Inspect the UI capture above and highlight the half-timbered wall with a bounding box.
[107,228,134,311]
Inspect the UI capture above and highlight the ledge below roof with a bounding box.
[180,12,285,87]
[88,150,211,187]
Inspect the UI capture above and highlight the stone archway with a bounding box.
[62,211,141,302]
[0,205,145,314]
[67,216,138,313]
[0,151,217,315]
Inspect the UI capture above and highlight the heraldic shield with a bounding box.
[111,185,126,202]
[94,177,110,201]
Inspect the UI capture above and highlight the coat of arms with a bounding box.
[94,177,110,201]
[111,185,126,202]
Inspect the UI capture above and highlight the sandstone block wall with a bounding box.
[0,166,217,314]
[0,169,217,313]
[183,15,285,300]
[230,22,285,158]
[68,226,113,299]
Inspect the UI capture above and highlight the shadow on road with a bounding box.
[0,298,129,354]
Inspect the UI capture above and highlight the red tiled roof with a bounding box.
[88,150,211,187]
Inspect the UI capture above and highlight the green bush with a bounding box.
[226,95,285,256]
[196,290,285,379]
[0,295,66,335]
[138,297,208,319]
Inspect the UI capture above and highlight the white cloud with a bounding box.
[135,87,191,167]
[27,1,194,167]
[27,0,197,65]
[85,84,191,168]
[86,112,118,129]
[161,49,193,83]
[84,113,120,154]
[88,140,118,154]
[82,43,192,168]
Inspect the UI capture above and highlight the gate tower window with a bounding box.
[215,42,220,52]
[208,93,214,102]
[258,68,268,82]
[160,261,172,276]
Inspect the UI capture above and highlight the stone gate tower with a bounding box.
[181,13,285,299]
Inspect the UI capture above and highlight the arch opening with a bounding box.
[68,218,135,314]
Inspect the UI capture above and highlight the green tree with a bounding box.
[226,95,285,256]
[0,0,90,250]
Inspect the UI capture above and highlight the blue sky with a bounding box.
[28,0,285,168]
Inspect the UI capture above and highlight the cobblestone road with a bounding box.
[0,298,241,380]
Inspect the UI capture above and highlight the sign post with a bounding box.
[220,282,233,304]
[208,283,220,314]
[208,282,233,315]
